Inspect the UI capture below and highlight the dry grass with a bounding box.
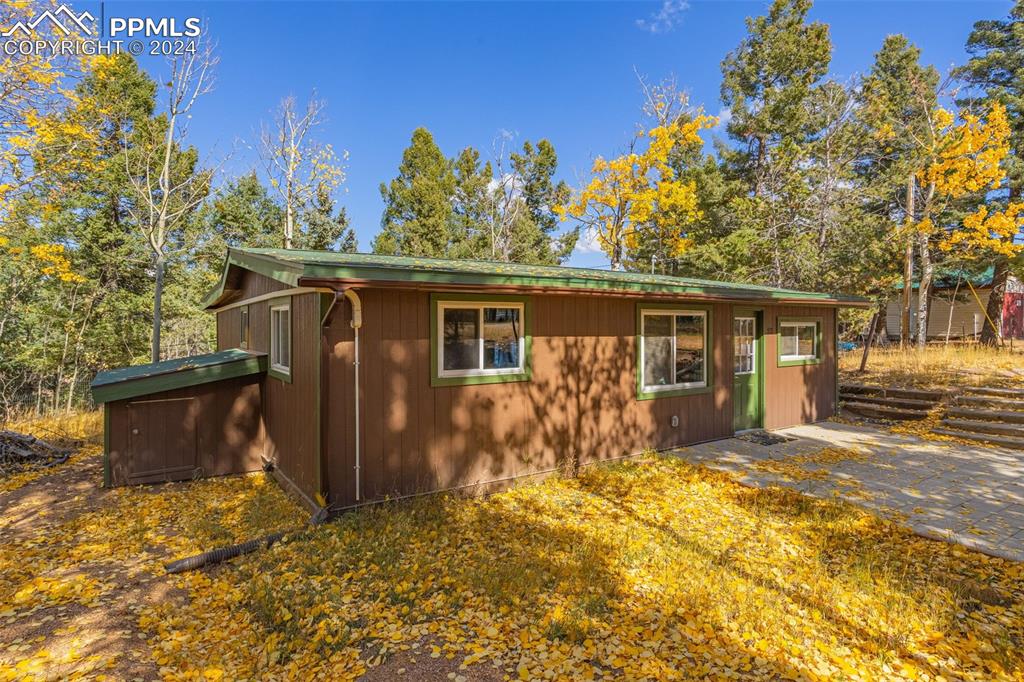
[841,344,1024,389]
[3,410,103,447]
[0,410,103,493]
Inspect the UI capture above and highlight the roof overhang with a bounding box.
[91,349,267,404]
[296,276,870,307]
[202,248,871,309]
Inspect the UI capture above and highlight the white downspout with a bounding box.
[343,289,363,501]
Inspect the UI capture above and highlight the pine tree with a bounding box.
[954,2,1024,344]
[718,0,832,288]
[509,140,576,265]
[860,35,940,344]
[195,172,283,266]
[373,127,455,257]
[299,180,356,251]
[450,146,493,259]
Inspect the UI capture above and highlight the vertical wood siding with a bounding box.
[105,375,264,486]
[213,276,838,511]
[215,272,323,507]
[761,305,837,430]
[324,290,746,509]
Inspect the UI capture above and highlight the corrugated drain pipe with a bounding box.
[166,290,365,575]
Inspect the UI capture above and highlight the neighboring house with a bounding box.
[91,248,867,513]
[884,268,1024,341]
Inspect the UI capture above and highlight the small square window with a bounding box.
[778,319,820,365]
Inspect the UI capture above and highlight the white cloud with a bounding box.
[713,107,732,130]
[636,0,690,35]
[575,226,605,254]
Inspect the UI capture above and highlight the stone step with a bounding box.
[942,418,1024,438]
[945,406,1024,424]
[932,427,1024,450]
[961,385,1024,398]
[954,394,1024,410]
[840,383,948,402]
[842,401,931,421]
[839,393,938,411]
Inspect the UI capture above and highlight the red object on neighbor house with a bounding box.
[1003,293,1024,339]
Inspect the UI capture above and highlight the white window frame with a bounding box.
[239,306,250,350]
[640,309,708,392]
[270,302,291,376]
[734,316,756,375]
[779,321,817,362]
[437,301,525,378]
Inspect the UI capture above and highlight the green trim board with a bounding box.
[429,292,533,387]
[91,349,268,404]
[200,250,305,308]
[202,247,869,310]
[102,404,111,488]
[636,302,714,400]
[776,316,823,367]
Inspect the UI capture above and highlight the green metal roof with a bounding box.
[203,247,868,308]
[895,266,995,291]
[91,349,267,404]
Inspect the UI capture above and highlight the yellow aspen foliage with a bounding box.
[556,109,716,267]
[28,243,86,284]
[0,0,99,213]
[943,203,1024,257]
[910,102,1023,259]
[919,103,1008,198]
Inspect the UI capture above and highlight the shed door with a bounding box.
[127,397,198,484]
[733,313,763,432]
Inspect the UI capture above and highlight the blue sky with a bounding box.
[89,0,1009,268]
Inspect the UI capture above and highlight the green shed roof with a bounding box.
[203,248,868,308]
[91,349,267,404]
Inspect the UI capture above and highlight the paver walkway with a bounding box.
[671,421,1024,562]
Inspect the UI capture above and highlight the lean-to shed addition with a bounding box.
[92,248,867,512]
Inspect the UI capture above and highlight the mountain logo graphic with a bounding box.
[3,4,95,38]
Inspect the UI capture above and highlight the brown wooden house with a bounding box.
[91,248,867,513]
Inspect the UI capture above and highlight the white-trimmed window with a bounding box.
[779,321,817,361]
[438,301,524,378]
[270,302,291,375]
[734,316,756,374]
[640,309,707,391]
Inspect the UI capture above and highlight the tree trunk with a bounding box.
[284,202,294,249]
[859,301,885,372]
[152,255,165,363]
[901,175,915,347]
[610,248,622,271]
[916,232,933,350]
[945,275,962,345]
[980,258,1008,346]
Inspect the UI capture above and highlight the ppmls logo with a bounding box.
[2,4,95,38]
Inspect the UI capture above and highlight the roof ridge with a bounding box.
[231,247,824,296]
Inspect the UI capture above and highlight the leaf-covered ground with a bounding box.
[2,422,1022,681]
[149,458,1021,681]
[0,435,304,680]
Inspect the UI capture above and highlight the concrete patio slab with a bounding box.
[670,421,1024,563]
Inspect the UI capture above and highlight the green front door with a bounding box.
[733,312,763,431]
